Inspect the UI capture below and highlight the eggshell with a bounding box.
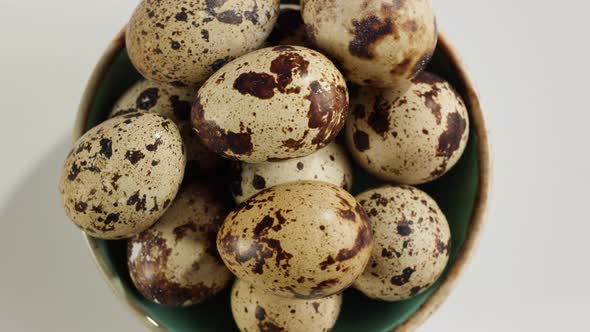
[59,112,186,239]
[192,45,349,163]
[345,72,469,184]
[127,181,233,306]
[302,0,437,87]
[231,142,353,203]
[231,279,342,332]
[354,185,451,301]
[110,80,222,176]
[126,0,280,86]
[217,181,372,299]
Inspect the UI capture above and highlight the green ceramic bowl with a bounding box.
[74,20,490,332]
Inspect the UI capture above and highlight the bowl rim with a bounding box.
[75,27,491,332]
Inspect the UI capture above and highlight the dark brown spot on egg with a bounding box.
[244,3,259,25]
[255,304,285,332]
[391,267,415,286]
[200,29,210,42]
[99,138,113,158]
[67,162,81,181]
[234,72,277,99]
[437,112,466,158]
[402,19,418,32]
[296,162,304,170]
[436,238,449,255]
[192,97,254,157]
[270,51,309,93]
[334,219,371,262]
[349,16,394,59]
[104,213,120,225]
[170,41,181,50]
[125,150,145,165]
[136,88,159,110]
[309,278,339,297]
[216,10,243,24]
[74,201,88,213]
[127,191,147,212]
[252,175,266,190]
[306,81,348,147]
[368,94,391,135]
[352,130,370,151]
[312,302,320,313]
[146,137,163,152]
[173,223,197,241]
[382,247,401,258]
[175,11,188,22]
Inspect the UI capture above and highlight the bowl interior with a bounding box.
[85,41,480,331]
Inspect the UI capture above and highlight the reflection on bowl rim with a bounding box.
[73,26,491,332]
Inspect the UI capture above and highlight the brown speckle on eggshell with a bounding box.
[217,181,372,299]
[302,0,437,87]
[231,142,353,203]
[231,279,342,332]
[126,0,280,86]
[345,72,469,184]
[127,181,233,306]
[353,185,451,301]
[192,46,349,163]
[110,80,222,177]
[59,112,186,239]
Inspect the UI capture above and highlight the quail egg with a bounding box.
[231,279,342,332]
[217,181,372,299]
[128,181,233,306]
[127,0,280,86]
[231,142,353,203]
[59,112,186,239]
[354,185,451,301]
[345,72,469,184]
[192,45,349,163]
[302,0,437,87]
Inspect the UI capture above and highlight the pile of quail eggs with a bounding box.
[59,0,469,330]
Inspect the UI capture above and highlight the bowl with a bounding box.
[73,17,490,332]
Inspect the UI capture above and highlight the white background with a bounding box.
[0,0,588,331]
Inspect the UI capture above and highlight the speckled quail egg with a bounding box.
[217,181,372,299]
[126,0,280,86]
[267,6,311,48]
[231,142,353,203]
[127,181,233,306]
[354,185,451,301]
[192,45,349,163]
[302,0,437,87]
[231,279,342,332]
[110,80,222,176]
[59,112,186,239]
[345,72,469,184]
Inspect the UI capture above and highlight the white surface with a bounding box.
[0,0,588,331]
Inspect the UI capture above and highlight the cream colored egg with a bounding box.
[217,181,372,299]
[231,142,353,203]
[354,185,450,301]
[192,45,349,163]
[126,0,280,86]
[127,181,233,306]
[59,112,186,239]
[110,80,222,176]
[231,279,342,332]
[302,0,437,87]
[345,72,469,184]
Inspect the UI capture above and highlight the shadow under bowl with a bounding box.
[73,26,490,332]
